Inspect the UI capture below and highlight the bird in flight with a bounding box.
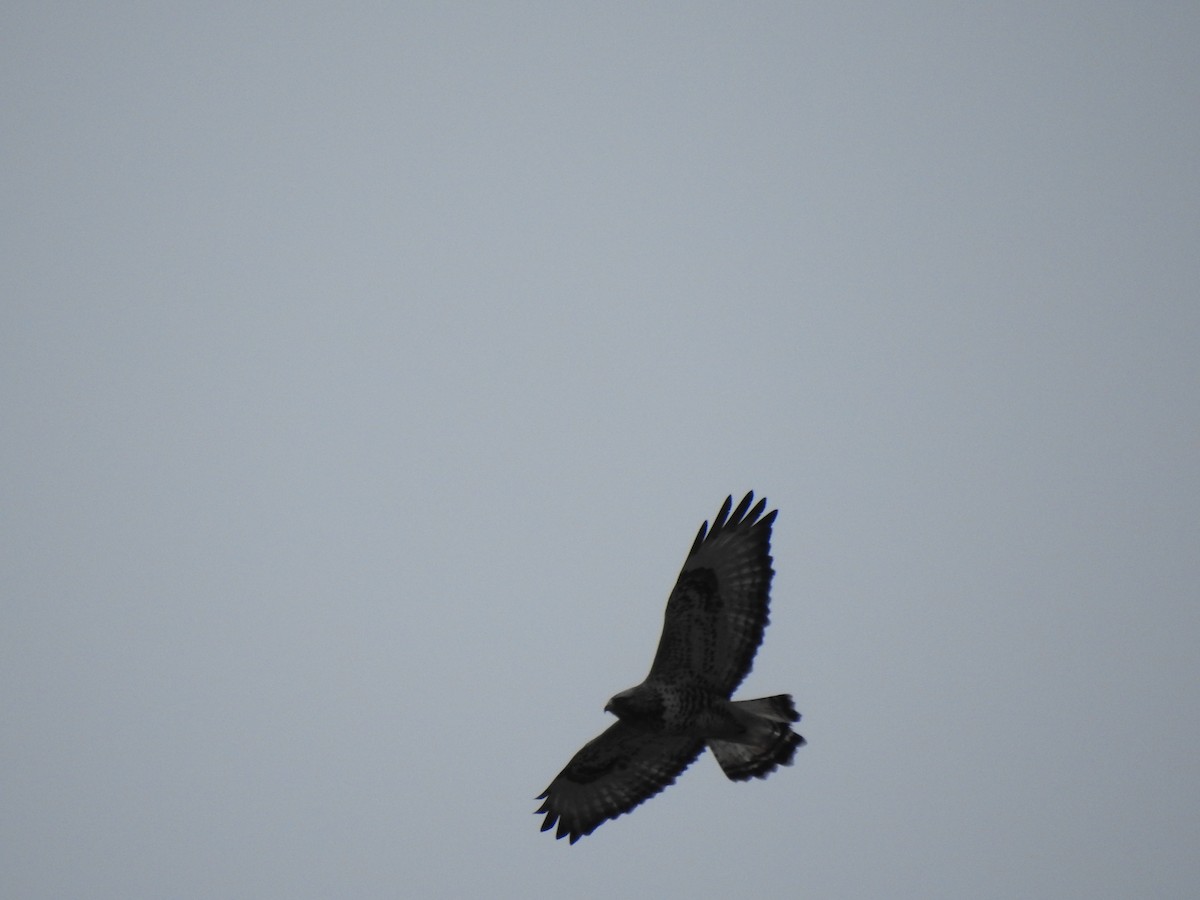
[536,492,804,843]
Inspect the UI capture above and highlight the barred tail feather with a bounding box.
[734,694,801,724]
[709,695,805,781]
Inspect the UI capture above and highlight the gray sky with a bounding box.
[4,4,1198,898]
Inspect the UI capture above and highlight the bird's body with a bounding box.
[536,492,804,843]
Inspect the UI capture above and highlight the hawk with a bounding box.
[536,492,804,843]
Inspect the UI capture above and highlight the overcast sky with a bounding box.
[4,4,1198,898]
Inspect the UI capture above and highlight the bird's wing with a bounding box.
[647,492,777,694]
[536,720,704,843]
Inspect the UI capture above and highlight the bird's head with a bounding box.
[604,686,664,727]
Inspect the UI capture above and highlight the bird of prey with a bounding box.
[536,492,804,843]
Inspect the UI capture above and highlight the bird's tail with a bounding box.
[708,694,805,781]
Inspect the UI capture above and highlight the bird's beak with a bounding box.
[603,701,613,715]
